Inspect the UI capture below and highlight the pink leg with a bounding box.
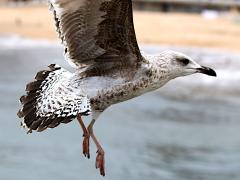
[77,114,90,159]
[87,119,105,176]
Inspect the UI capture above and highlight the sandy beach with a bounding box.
[0,4,240,52]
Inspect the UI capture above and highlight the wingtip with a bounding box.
[17,109,24,118]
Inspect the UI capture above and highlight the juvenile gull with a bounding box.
[17,0,217,176]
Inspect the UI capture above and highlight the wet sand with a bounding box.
[1,4,240,52]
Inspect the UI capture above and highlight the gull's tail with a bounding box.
[17,64,91,133]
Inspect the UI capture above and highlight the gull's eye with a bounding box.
[176,58,190,66]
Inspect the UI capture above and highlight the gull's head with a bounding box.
[159,50,217,78]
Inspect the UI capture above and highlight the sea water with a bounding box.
[0,36,240,180]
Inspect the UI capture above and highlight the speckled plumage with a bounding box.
[49,0,142,76]
[18,0,145,132]
[17,0,217,131]
[17,0,216,176]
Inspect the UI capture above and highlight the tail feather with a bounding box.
[18,64,91,133]
[25,81,42,91]
[20,94,36,104]
[35,70,51,80]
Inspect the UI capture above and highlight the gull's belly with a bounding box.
[90,77,166,111]
[72,65,170,111]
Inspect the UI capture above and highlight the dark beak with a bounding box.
[197,66,217,77]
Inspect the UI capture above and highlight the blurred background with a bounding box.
[0,0,240,180]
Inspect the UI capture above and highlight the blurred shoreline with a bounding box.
[1,4,240,52]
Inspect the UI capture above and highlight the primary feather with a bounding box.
[49,0,143,77]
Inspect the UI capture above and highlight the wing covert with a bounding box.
[49,0,143,76]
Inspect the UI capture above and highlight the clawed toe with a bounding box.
[78,115,105,176]
[77,115,90,159]
[82,135,90,158]
[95,150,105,176]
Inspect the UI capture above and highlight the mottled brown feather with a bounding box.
[49,0,143,77]
[18,64,85,133]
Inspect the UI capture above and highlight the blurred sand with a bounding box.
[1,5,240,52]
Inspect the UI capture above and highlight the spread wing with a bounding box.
[49,0,143,76]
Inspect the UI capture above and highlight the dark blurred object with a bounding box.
[133,0,240,13]
[9,0,30,2]
[2,0,240,13]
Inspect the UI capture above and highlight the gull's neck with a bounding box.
[90,54,174,111]
[141,54,173,86]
